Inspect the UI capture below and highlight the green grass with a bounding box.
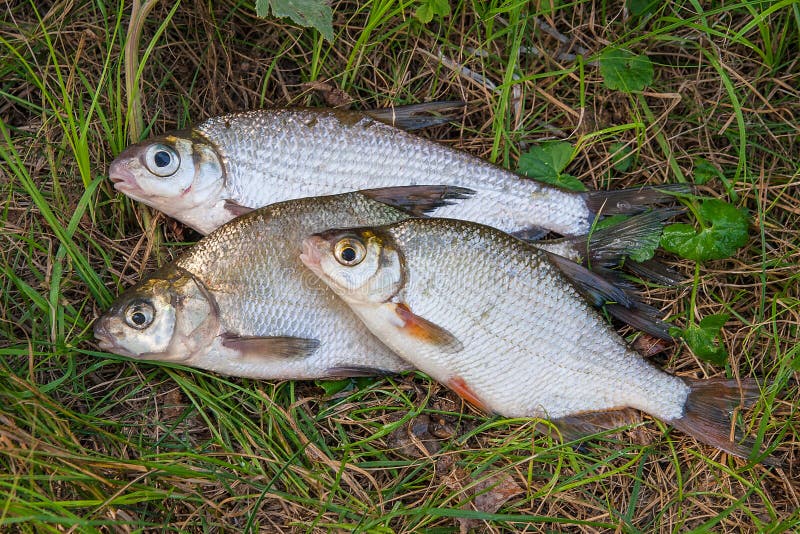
[1,0,798,531]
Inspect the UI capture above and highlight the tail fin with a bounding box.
[670,378,780,466]
[539,208,681,267]
[585,184,692,216]
[625,258,684,286]
[365,101,466,130]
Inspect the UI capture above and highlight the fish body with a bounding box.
[109,107,684,236]
[94,191,423,379]
[94,187,673,380]
[301,218,769,461]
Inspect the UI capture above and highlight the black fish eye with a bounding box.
[125,301,155,329]
[153,150,171,168]
[334,238,366,266]
[144,144,180,177]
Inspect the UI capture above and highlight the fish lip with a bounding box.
[299,236,324,274]
[93,318,118,352]
[108,160,145,196]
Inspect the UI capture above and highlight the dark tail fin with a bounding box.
[585,184,692,216]
[670,378,780,466]
[544,208,682,267]
[361,185,475,217]
[365,101,466,130]
[625,258,685,286]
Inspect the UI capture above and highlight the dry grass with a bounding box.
[1,0,798,532]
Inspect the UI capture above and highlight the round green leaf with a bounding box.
[660,199,749,262]
[599,49,654,93]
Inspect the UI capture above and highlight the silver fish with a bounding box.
[94,188,672,380]
[108,106,685,236]
[301,218,774,462]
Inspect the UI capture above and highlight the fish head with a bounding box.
[94,268,221,363]
[300,228,403,305]
[108,132,224,214]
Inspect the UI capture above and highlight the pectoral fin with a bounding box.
[224,199,254,217]
[394,303,463,353]
[221,334,320,359]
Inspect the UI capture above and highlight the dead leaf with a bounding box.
[457,471,524,533]
[632,333,672,357]
[301,81,353,107]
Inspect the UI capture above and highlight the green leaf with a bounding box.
[610,141,634,172]
[430,0,450,16]
[414,0,450,23]
[693,158,723,185]
[599,49,654,93]
[415,3,434,23]
[518,141,585,191]
[660,199,749,262]
[256,0,334,42]
[673,313,730,365]
[627,0,659,17]
[316,379,352,396]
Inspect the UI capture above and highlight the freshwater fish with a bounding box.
[94,188,672,380]
[300,218,773,462]
[108,105,686,236]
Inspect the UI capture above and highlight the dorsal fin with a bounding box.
[364,101,466,130]
[360,185,475,217]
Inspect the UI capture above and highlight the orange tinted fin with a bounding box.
[394,303,463,353]
[449,376,487,412]
[670,378,781,466]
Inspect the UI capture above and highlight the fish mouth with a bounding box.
[93,318,125,355]
[108,161,144,195]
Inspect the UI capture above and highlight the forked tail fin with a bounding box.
[585,184,692,216]
[670,378,780,466]
[538,208,681,268]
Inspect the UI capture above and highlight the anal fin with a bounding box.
[449,376,488,412]
[553,408,643,442]
[325,365,404,378]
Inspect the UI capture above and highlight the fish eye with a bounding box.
[143,144,180,177]
[334,238,366,266]
[124,301,155,329]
